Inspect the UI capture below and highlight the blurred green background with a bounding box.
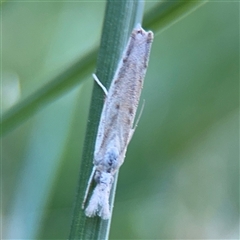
[2,1,239,239]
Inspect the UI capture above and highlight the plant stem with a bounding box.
[69,1,144,239]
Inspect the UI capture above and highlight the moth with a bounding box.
[82,24,154,219]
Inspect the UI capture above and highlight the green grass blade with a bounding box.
[144,0,208,32]
[68,1,145,239]
[1,49,97,136]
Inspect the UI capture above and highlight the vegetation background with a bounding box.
[2,1,238,239]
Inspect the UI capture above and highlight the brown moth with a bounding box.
[82,24,154,219]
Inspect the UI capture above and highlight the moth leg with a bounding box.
[92,73,108,96]
[82,166,96,209]
[127,100,145,144]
